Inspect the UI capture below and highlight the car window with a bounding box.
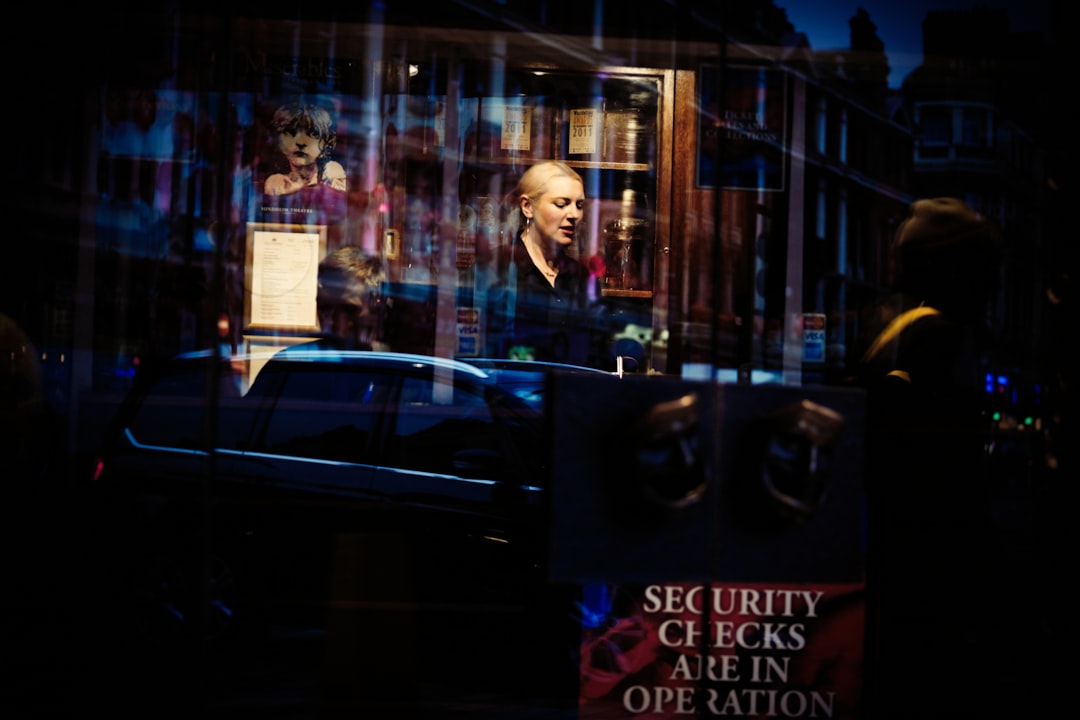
[127,363,255,451]
[387,375,505,479]
[256,366,393,464]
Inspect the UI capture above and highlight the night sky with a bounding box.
[780,0,1054,87]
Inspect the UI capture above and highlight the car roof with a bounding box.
[162,349,617,412]
[464,358,613,409]
[175,347,494,381]
[465,358,611,376]
[172,348,613,381]
[261,349,493,378]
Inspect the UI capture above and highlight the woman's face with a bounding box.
[276,127,325,168]
[523,176,585,247]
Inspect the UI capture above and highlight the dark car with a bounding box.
[465,357,614,410]
[90,348,607,698]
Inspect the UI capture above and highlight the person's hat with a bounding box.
[894,197,1000,295]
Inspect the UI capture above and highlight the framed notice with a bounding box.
[568,108,600,155]
[697,64,787,191]
[501,105,532,151]
[243,222,327,333]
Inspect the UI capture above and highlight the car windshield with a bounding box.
[468,358,610,412]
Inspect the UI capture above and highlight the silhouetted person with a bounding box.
[285,246,387,352]
[0,313,51,487]
[855,197,1001,719]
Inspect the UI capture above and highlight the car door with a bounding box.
[237,359,393,618]
[103,355,263,521]
[245,360,388,498]
[370,365,548,602]
[375,369,537,508]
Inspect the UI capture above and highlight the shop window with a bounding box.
[258,367,389,464]
[916,104,952,160]
[389,376,499,478]
[958,105,995,159]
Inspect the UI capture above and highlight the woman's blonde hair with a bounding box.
[505,160,584,238]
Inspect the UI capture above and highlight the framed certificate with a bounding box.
[243,222,327,333]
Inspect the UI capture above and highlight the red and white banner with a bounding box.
[579,581,866,719]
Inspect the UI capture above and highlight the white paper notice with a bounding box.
[250,230,320,327]
[568,108,598,154]
[501,106,532,151]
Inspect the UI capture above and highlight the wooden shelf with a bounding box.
[563,160,651,172]
[601,289,653,298]
[464,156,650,172]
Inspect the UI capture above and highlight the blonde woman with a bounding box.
[491,161,594,364]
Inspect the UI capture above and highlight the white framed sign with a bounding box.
[244,222,327,333]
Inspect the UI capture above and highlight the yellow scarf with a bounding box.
[860,305,941,383]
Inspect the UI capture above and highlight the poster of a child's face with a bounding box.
[262,100,347,196]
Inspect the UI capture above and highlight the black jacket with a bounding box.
[489,237,593,365]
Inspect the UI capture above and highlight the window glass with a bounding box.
[389,376,503,478]
[958,106,995,159]
[919,105,952,145]
[128,362,254,451]
[961,106,991,147]
[258,367,392,463]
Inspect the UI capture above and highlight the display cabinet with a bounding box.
[379,62,671,365]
